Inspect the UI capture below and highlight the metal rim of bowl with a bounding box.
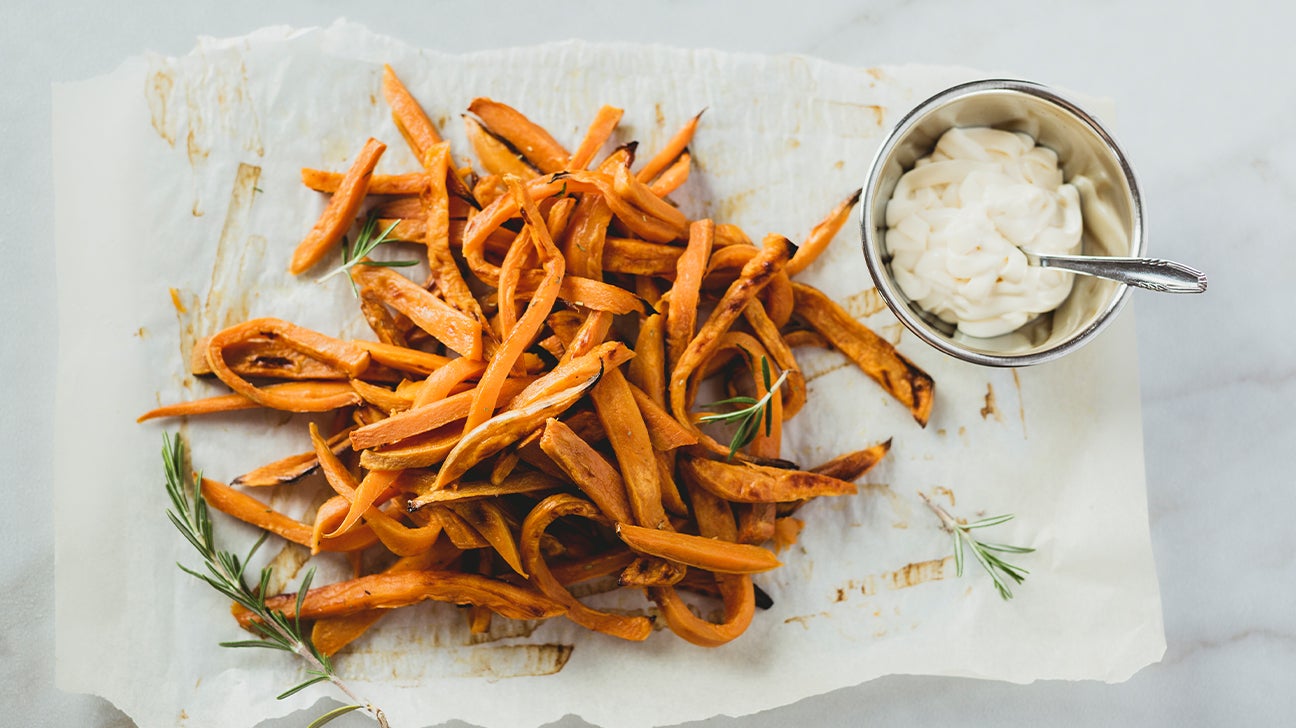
[860,78,1145,367]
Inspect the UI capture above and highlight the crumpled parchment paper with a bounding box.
[52,20,1164,728]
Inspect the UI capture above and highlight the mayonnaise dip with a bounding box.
[884,127,1084,338]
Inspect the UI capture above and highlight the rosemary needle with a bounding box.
[697,355,789,461]
[161,433,389,727]
[316,210,418,296]
[919,491,1034,600]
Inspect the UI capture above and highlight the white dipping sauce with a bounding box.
[884,127,1084,338]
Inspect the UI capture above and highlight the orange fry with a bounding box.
[290,138,385,274]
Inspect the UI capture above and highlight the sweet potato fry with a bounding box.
[239,570,565,628]
[464,115,538,178]
[468,98,570,173]
[668,218,715,369]
[538,418,634,524]
[434,370,600,489]
[592,367,668,530]
[350,377,530,451]
[232,425,355,486]
[290,138,385,274]
[351,266,483,360]
[616,523,780,574]
[791,281,935,426]
[569,105,624,170]
[785,188,861,276]
[381,64,442,157]
[680,456,861,503]
[300,169,428,196]
[137,381,361,422]
[520,494,653,641]
[463,178,566,432]
[637,109,702,183]
[809,439,893,481]
[200,478,376,553]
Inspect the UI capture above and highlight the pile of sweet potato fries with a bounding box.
[140,65,934,651]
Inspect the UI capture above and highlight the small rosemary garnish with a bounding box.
[919,491,1034,600]
[162,433,388,727]
[316,210,417,296]
[697,355,789,461]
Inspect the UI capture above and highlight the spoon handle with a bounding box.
[1028,253,1208,294]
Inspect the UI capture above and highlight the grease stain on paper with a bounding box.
[832,556,955,603]
[202,163,264,336]
[980,383,1003,421]
[1012,368,1028,438]
[346,641,574,681]
[841,287,885,319]
[859,482,912,525]
[145,64,177,146]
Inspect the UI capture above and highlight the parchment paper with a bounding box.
[52,21,1164,728]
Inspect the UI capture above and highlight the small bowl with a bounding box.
[860,79,1144,367]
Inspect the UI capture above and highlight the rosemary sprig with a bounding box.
[316,210,417,295]
[697,356,789,461]
[162,433,389,727]
[919,491,1034,600]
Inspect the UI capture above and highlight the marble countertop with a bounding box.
[4,1,1291,725]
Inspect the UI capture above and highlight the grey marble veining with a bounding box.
[4,1,1293,726]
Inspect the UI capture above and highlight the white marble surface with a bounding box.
[3,1,1292,726]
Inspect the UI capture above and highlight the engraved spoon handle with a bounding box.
[1024,252,1208,294]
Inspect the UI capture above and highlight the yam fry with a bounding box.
[626,382,698,451]
[626,311,667,404]
[290,138,385,274]
[448,499,527,576]
[189,335,348,380]
[350,339,451,375]
[591,366,669,530]
[520,494,653,641]
[301,169,428,196]
[351,266,483,360]
[349,377,530,451]
[647,150,691,197]
[616,523,780,574]
[464,115,538,178]
[468,98,571,173]
[406,471,562,507]
[381,64,442,157]
[232,425,354,486]
[464,177,566,432]
[569,105,624,170]
[311,542,460,656]
[238,570,565,628]
[810,439,893,481]
[538,417,634,524]
[637,109,702,183]
[791,281,935,426]
[785,188,861,277]
[359,293,410,348]
[434,371,601,489]
[668,218,715,369]
[669,235,793,451]
[680,456,862,503]
[137,381,360,422]
[603,237,683,276]
[200,478,377,553]
[619,556,687,587]
[742,299,806,418]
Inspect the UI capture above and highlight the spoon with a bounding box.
[1023,252,1207,293]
